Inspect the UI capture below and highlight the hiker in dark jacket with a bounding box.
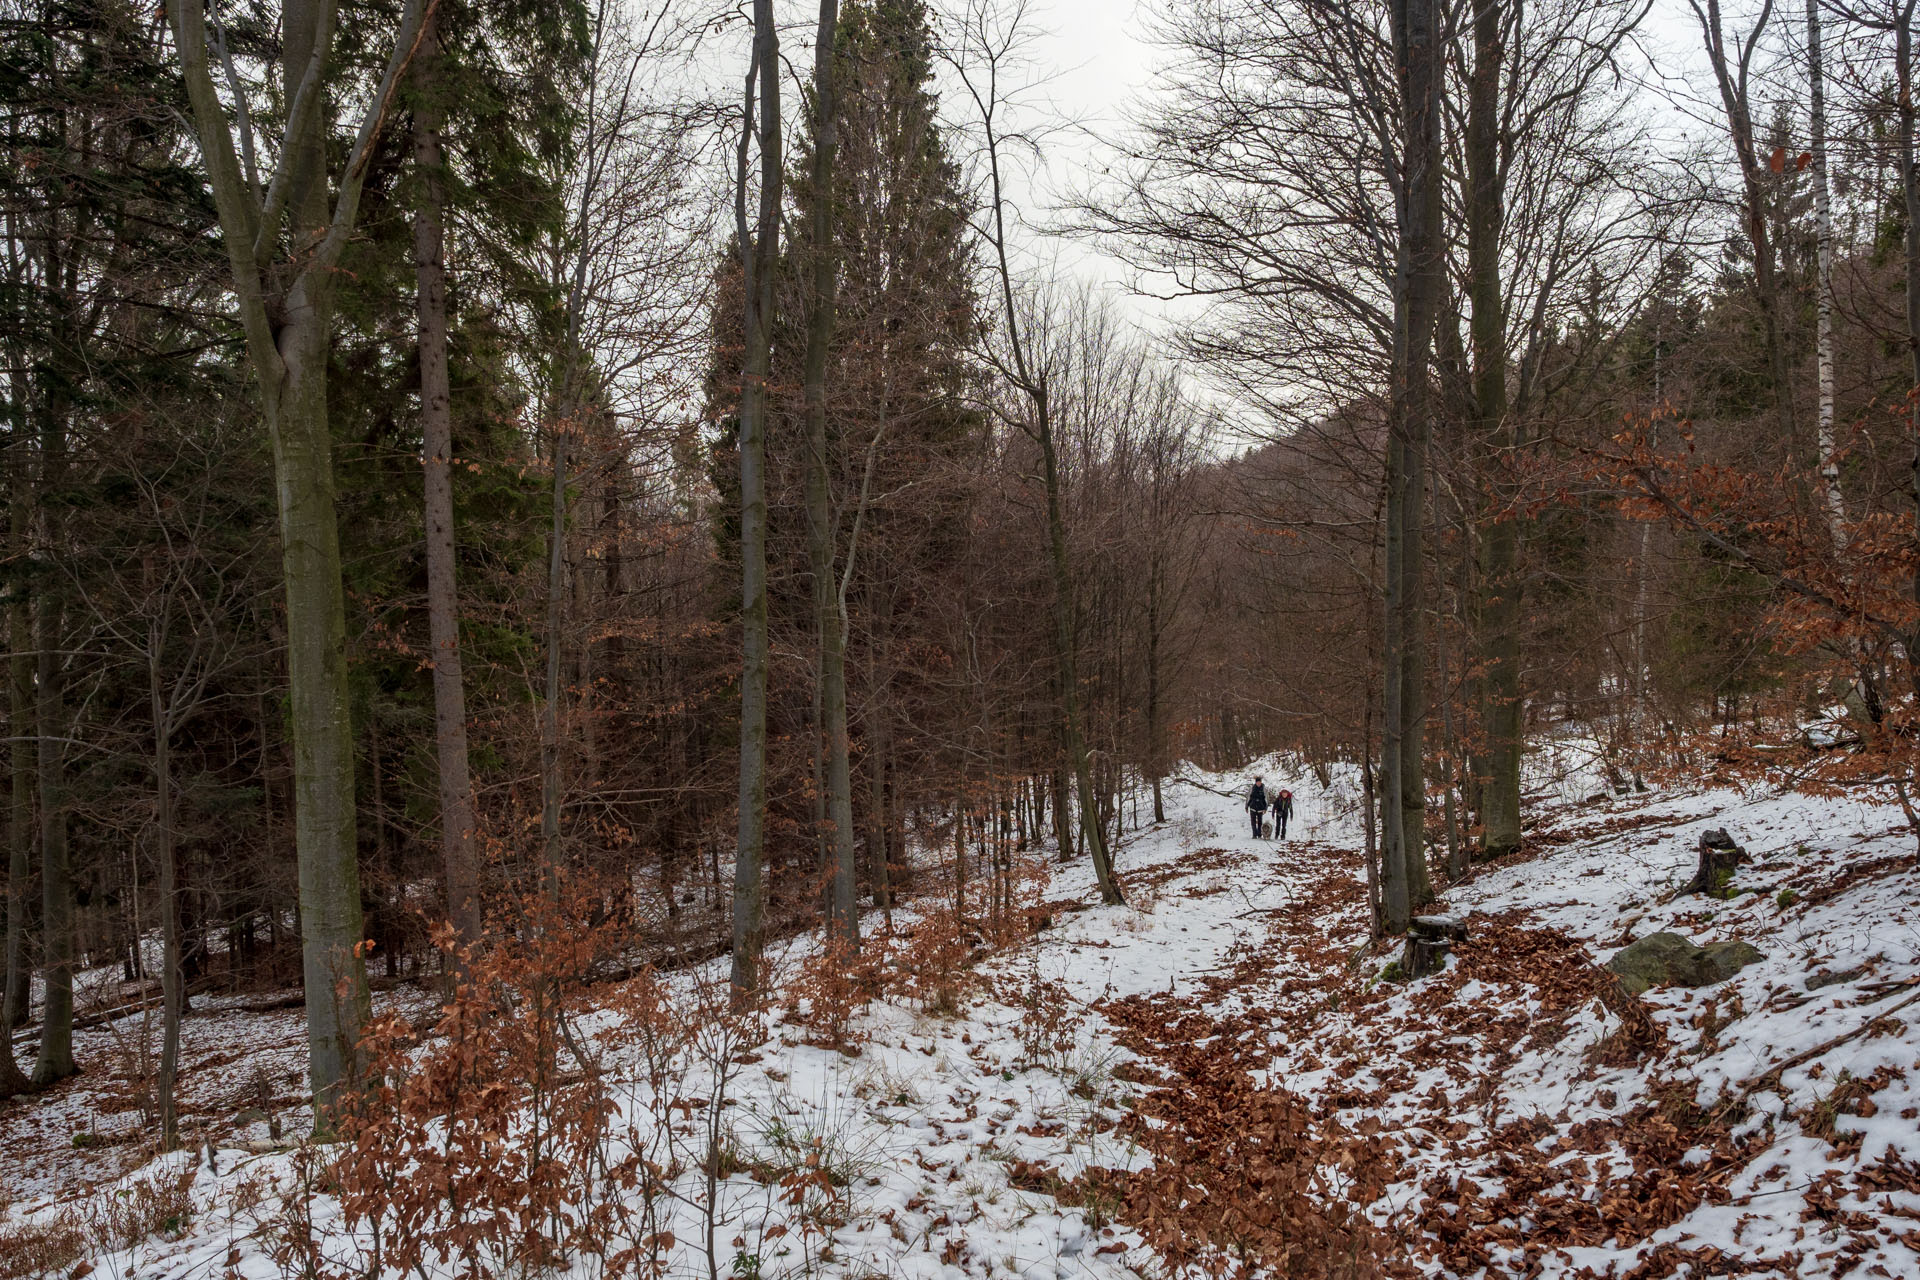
[1246,777,1268,838]
[1273,788,1294,840]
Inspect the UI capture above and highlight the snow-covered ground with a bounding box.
[5,756,1919,1279]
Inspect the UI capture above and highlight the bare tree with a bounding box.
[945,0,1124,906]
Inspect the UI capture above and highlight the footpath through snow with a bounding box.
[5,756,1920,1279]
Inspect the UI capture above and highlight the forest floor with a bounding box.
[5,749,1920,1279]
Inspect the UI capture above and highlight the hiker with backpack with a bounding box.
[1246,777,1268,838]
[1273,787,1294,840]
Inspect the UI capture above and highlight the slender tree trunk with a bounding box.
[1469,0,1521,861]
[1382,441,1408,929]
[1810,0,1848,551]
[1362,700,1381,936]
[800,0,855,947]
[1146,563,1166,824]
[868,695,891,910]
[1036,405,1124,905]
[28,364,74,1087]
[1383,0,1444,930]
[4,407,31,1041]
[30,552,73,1087]
[1900,5,1920,629]
[150,625,182,1147]
[1050,761,1071,859]
[1400,423,1434,911]
[276,305,372,1116]
[0,424,24,1091]
[541,424,567,877]
[731,0,782,996]
[412,17,482,949]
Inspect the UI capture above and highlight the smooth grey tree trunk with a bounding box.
[1382,0,1444,931]
[731,0,782,996]
[1470,0,1522,861]
[276,291,373,1116]
[411,16,482,949]
[170,0,423,1120]
[800,0,856,947]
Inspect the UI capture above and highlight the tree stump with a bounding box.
[1679,829,1747,900]
[1402,914,1467,978]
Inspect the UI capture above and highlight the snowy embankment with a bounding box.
[5,756,1920,1280]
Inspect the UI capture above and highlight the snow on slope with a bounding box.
[5,759,1919,1280]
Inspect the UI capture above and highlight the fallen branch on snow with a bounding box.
[1740,983,1920,1099]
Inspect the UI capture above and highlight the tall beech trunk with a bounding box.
[411,17,482,949]
[170,0,423,1118]
[28,365,74,1088]
[1469,0,1521,860]
[731,0,782,995]
[1382,0,1443,932]
[801,0,855,947]
[275,290,372,1114]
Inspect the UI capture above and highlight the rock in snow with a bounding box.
[1607,929,1766,995]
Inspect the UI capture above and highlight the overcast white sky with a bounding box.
[933,0,1185,339]
[917,0,1731,347]
[735,0,1771,382]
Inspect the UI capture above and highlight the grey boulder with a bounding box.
[1606,931,1765,996]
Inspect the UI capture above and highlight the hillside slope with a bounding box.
[3,762,1918,1279]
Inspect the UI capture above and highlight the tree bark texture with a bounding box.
[1383,0,1444,931]
[1469,0,1521,861]
[168,0,421,1118]
[800,0,855,947]
[4,415,31,1040]
[411,15,482,950]
[1810,0,1848,552]
[731,0,782,995]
